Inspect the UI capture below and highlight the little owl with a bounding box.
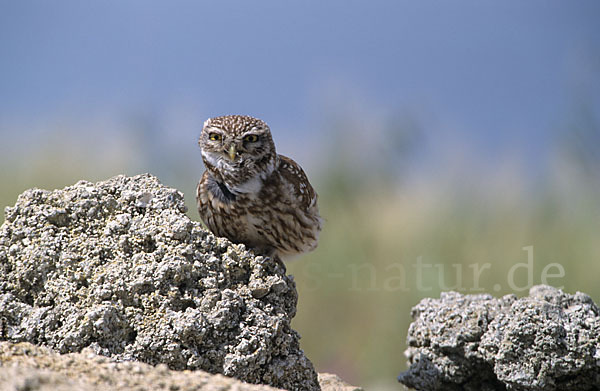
[196,115,322,261]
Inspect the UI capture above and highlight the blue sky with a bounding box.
[1,1,598,180]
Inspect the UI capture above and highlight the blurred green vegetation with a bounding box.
[286,107,600,389]
[288,172,600,389]
[1,109,599,391]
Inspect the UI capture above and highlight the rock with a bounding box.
[318,373,365,391]
[0,342,359,391]
[0,341,282,391]
[0,174,319,391]
[398,285,600,391]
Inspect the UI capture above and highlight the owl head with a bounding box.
[199,115,278,192]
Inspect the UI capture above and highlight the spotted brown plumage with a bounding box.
[196,115,322,260]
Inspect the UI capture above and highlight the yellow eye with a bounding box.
[209,133,222,141]
[244,134,259,143]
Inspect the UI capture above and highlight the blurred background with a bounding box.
[1,1,599,389]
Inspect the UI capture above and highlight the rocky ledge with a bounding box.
[398,285,600,391]
[0,342,359,391]
[0,174,359,391]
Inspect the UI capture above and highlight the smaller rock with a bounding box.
[250,280,271,299]
[398,285,600,391]
[318,373,364,391]
[45,209,70,227]
[134,192,153,208]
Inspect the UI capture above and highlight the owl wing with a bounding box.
[277,155,318,211]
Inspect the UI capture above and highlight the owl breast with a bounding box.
[196,154,321,261]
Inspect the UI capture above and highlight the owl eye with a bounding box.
[209,133,222,141]
[243,134,259,143]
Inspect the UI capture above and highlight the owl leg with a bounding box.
[271,253,287,274]
[248,245,276,259]
[249,246,286,273]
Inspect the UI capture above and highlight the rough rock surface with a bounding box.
[0,342,280,391]
[0,174,319,391]
[398,285,600,391]
[317,373,364,391]
[0,342,360,391]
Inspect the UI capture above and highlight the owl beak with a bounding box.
[228,145,237,161]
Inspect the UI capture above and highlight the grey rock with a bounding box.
[0,341,283,391]
[398,285,600,391]
[0,174,319,391]
[0,342,360,391]
[317,373,365,391]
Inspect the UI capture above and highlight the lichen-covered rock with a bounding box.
[398,285,600,391]
[0,174,320,391]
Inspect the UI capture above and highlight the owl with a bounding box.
[196,115,322,261]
